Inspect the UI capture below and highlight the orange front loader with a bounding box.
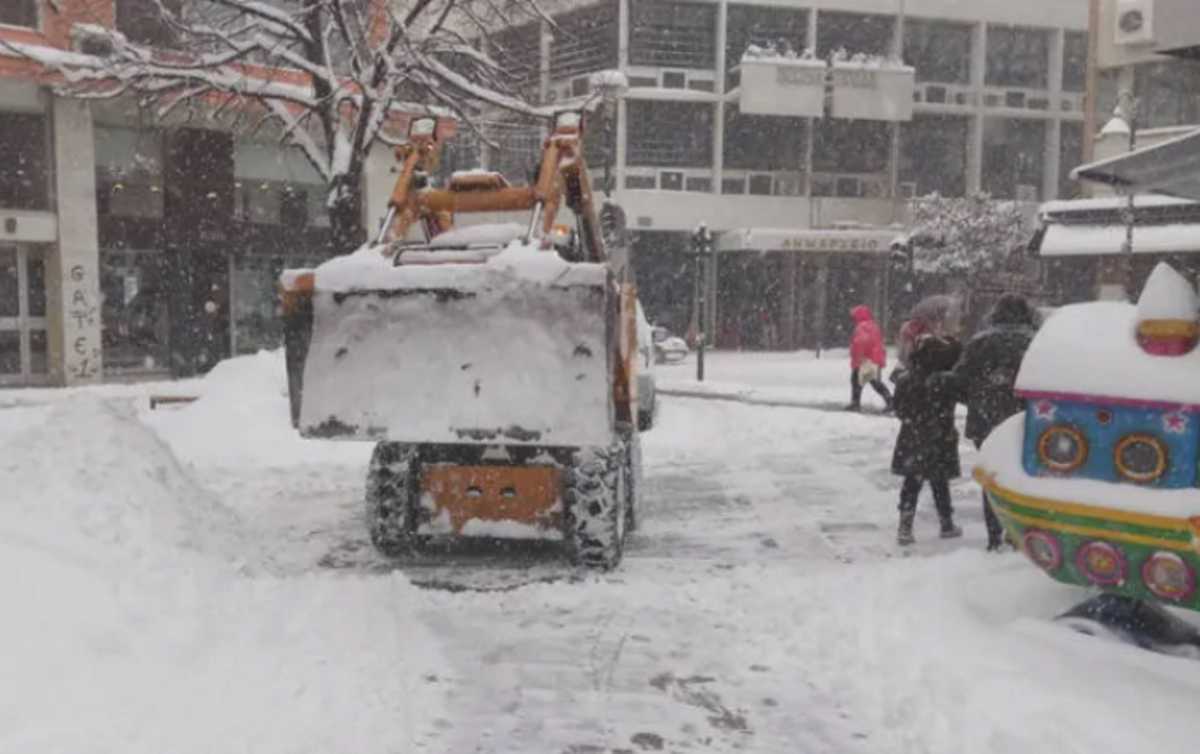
[280,111,642,569]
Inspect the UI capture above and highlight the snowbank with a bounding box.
[1016,301,1200,406]
[1,395,445,753]
[144,350,371,468]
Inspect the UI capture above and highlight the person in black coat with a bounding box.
[945,293,1038,550]
[891,334,964,546]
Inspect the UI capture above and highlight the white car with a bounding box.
[652,326,689,364]
[635,302,656,431]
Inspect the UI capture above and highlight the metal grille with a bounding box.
[629,1,717,69]
[626,101,713,168]
[550,2,619,80]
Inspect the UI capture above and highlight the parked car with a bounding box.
[651,326,689,364]
[636,302,656,431]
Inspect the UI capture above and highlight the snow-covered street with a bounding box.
[5,351,1200,754]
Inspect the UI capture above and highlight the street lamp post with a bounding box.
[690,223,713,382]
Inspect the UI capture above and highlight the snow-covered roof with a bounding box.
[1037,222,1200,256]
[1039,195,1198,216]
[1016,300,1200,406]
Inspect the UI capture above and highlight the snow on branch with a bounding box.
[13,0,550,245]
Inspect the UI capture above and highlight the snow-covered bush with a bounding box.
[908,193,1032,277]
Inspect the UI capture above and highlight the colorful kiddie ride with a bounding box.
[975,262,1200,652]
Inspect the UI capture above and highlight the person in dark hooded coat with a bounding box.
[891,334,963,545]
[944,293,1038,550]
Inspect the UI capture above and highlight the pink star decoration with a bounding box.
[1163,412,1188,435]
[1033,400,1056,421]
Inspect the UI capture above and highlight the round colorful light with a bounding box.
[1075,541,1127,586]
[1022,530,1063,572]
[1141,551,1196,602]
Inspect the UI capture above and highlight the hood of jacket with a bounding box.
[988,294,1037,328]
[850,305,875,324]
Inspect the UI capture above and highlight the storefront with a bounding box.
[0,244,48,384]
[715,227,896,350]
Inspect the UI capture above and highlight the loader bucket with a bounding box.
[286,242,616,448]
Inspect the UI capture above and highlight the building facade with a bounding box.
[471,0,1089,348]
[0,0,397,386]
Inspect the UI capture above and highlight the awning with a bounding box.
[717,227,898,254]
[1038,222,1200,257]
[1072,127,1200,201]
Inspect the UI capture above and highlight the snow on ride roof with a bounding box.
[314,238,607,292]
[1137,262,1198,321]
[1015,300,1200,406]
[427,222,524,248]
[978,413,1200,518]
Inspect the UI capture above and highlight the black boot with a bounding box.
[939,516,963,539]
[897,511,915,546]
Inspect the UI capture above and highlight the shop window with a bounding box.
[0,331,17,374]
[982,117,1046,201]
[723,106,806,172]
[234,140,327,227]
[0,113,47,211]
[816,11,894,59]
[629,1,717,69]
[1058,121,1084,200]
[986,25,1050,89]
[904,19,971,84]
[1062,31,1088,93]
[100,250,171,372]
[900,115,968,198]
[29,330,46,374]
[95,126,164,219]
[626,101,713,168]
[812,120,890,175]
[230,255,323,355]
[26,253,44,317]
[0,1,37,28]
[725,4,808,67]
[550,2,619,80]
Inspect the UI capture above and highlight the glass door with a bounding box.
[0,245,49,385]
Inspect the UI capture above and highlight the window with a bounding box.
[725,5,808,67]
[1058,121,1084,200]
[629,1,717,69]
[0,1,37,28]
[1037,425,1087,472]
[100,249,170,371]
[723,107,806,172]
[816,11,894,59]
[0,112,48,211]
[1113,433,1168,484]
[550,2,619,80]
[982,118,1046,200]
[233,141,327,227]
[95,126,164,219]
[904,19,971,84]
[115,0,182,47]
[1062,31,1087,92]
[986,25,1050,88]
[900,115,968,198]
[1135,60,1200,129]
[626,101,713,168]
[812,120,890,175]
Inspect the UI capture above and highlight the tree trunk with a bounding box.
[327,173,366,256]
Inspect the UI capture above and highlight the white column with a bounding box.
[967,22,988,194]
[1044,29,1066,199]
[362,143,396,240]
[712,0,727,197]
[50,95,102,386]
[615,0,630,193]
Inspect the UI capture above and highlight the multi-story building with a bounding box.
[0,0,408,387]
[1036,0,1200,304]
[475,0,1088,348]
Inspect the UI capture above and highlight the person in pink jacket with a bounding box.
[847,305,893,412]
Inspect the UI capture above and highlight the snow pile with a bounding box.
[1,394,445,753]
[427,222,524,248]
[741,43,819,62]
[978,413,1200,517]
[1137,261,1198,321]
[144,349,371,468]
[3,395,239,566]
[1016,301,1200,405]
